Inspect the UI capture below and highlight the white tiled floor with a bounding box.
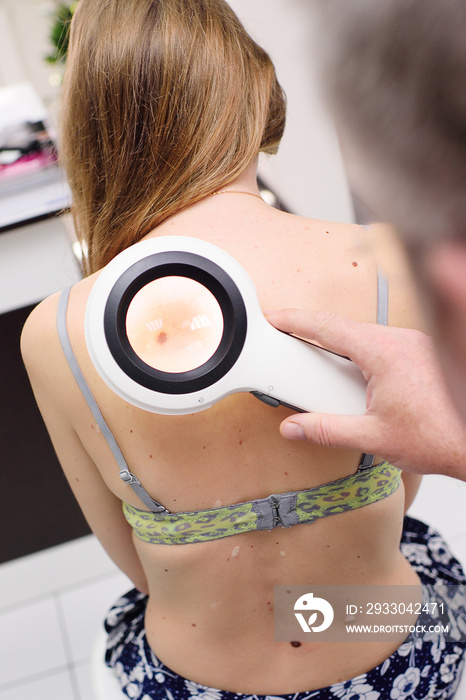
[1,475,466,699]
[0,536,131,700]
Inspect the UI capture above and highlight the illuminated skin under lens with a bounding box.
[126,277,224,373]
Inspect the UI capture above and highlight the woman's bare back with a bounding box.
[22,192,422,693]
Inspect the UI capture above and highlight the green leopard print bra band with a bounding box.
[121,461,400,545]
[57,268,396,546]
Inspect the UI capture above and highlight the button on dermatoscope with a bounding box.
[250,392,281,408]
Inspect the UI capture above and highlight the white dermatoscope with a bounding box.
[85,236,367,415]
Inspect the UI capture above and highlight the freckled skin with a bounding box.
[26,187,423,693]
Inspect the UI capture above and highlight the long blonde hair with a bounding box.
[60,0,286,274]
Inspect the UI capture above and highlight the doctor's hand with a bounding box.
[266,309,466,480]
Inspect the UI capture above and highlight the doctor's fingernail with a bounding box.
[281,422,305,440]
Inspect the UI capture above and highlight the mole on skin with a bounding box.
[126,277,224,372]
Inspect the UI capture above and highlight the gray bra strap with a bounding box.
[57,287,167,513]
[358,266,389,471]
[377,267,389,326]
[360,224,389,326]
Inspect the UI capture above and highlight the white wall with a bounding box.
[0,0,80,312]
[0,0,62,125]
[229,0,354,222]
[0,216,81,313]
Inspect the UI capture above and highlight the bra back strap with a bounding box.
[358,266,389,471]
[56,287,168,513]
[377,267,389,326]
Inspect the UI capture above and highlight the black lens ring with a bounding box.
[103,251,248,394]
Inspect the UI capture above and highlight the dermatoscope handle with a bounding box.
[242,315,367,416]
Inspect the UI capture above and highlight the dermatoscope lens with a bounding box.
[125,276,224,373]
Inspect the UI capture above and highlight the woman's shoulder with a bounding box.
[20,275,95,378]
[21,292,61,368]
[20,291,70,417]
[360,222,426,331]
[268,213,425,329]
[273,208,363,237]
[271,210,372,268]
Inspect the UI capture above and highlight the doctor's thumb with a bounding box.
[280,413,368,452]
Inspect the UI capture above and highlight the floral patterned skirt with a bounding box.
[104,516,466,699]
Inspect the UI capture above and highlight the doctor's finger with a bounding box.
[266,309,377,365]
[279,412,378,453]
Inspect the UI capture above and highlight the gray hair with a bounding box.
[310,0,466,245]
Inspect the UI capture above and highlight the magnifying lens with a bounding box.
[85,236,367,415]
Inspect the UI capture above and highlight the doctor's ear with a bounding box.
[420,239,466,424]
[423,240,466,312]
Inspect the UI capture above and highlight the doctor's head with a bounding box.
[309,0,466,420]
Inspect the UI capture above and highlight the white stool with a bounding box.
[456,664,466,698]
[91,627,125,699]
